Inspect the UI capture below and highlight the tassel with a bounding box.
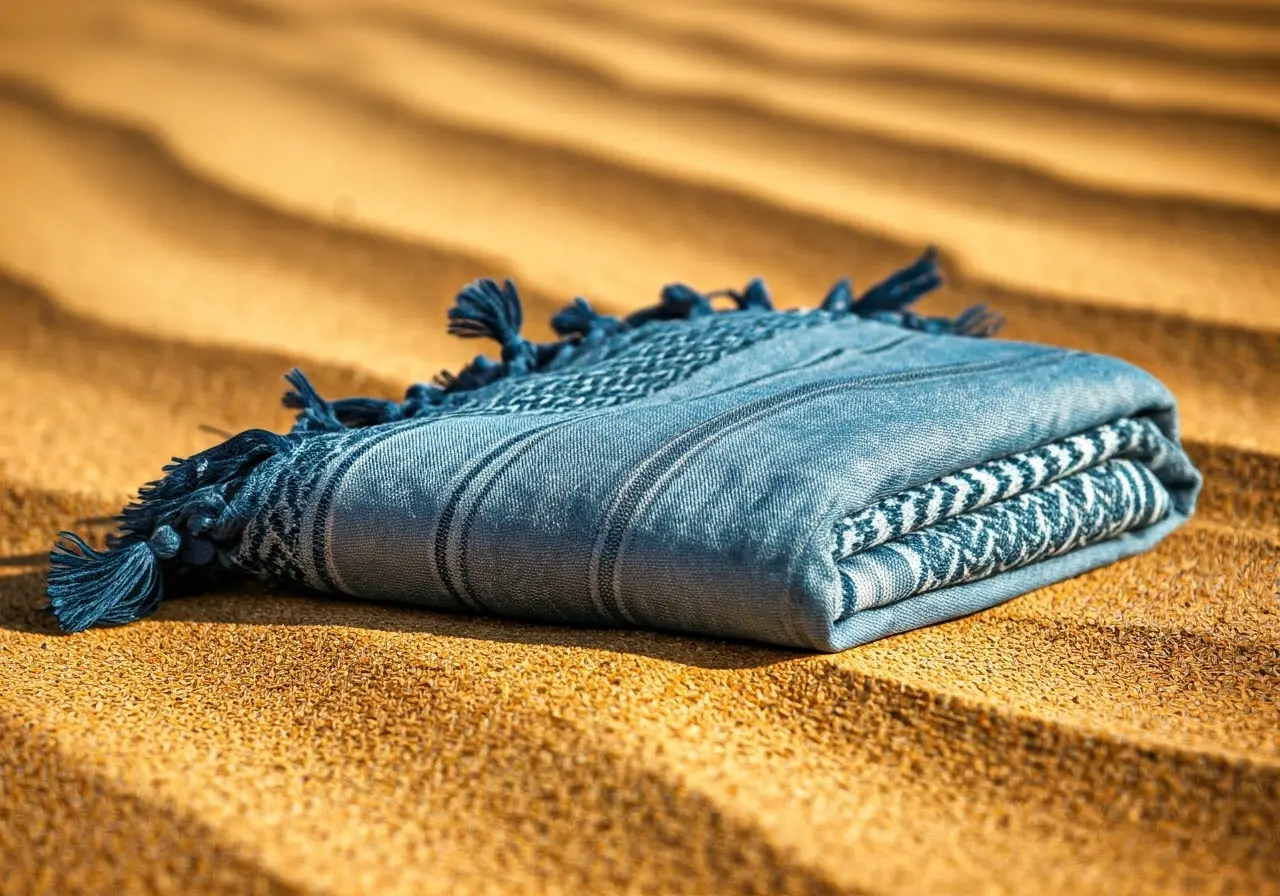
[624,283,713,327]
[879,306,1003,338]
[659,283,714,319]
[282,368,346,434]
[47,536,162,632]
[448,277,523,341]
[444,355,505,392]
[551,297,625,339]
[952,304,1004,337]
[396,381,448,417]
[740,277,773,310]
[405,383,438,403]
[819,249,997,339]
[853,247,942,314]
[448,278,538,373]
[331,396,406,427]
[884,311,954,335]
[709,277,773,311]
[46,428,294,632]
[284,371,453,432]
[327,382,450,426]
[821,277,854,314]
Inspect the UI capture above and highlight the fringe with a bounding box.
[46,429,295,632]
[45,247,1001,632]
[284,247,1002,435]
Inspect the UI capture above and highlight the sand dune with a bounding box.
[3,11,1279,330]
[555,0,1280,118]
[389,2,1280,208]
[1,1,1277,894]
[0,78,544,384]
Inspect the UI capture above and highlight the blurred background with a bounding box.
[1,0,1277,499]
[0,2,1277,894]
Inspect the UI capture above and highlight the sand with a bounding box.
[0,1,1277,893]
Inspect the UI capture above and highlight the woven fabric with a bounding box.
[433,310,832,415]
[46,258,1203,650]
[835,417,1166,558]
[838,457,1170,616]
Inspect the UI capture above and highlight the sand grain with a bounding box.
[1,2,1277,893]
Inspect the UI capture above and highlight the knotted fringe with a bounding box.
[47,430,294,632]
[448,278,540,375]
[285,248,1003,435]
[46,249,999,631]
[48,538,161,632]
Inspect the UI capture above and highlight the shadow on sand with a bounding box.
[0,562,807,670]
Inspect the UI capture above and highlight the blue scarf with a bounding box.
[47,249,1202,650]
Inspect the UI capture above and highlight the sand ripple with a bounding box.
[1,1,1277,893]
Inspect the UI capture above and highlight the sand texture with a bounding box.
[1,1,1278,893]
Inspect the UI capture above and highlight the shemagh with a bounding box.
[47,250,1202,651]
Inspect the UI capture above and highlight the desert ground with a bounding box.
[0,1,1277,893]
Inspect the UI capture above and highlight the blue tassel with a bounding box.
[47,535,162,632]
[624,283,713,327]
[821,277,854,314]
[448,278,538,373]
[324,383,450,428]
[659,283,714,319]
[398,382,448,417]
[734,277,774,311]
[282,368,346,434]
[284,370,449,432]
[551,297,625,339]
[330,396,406,427]
[707,278,773,311]
[875,305,1003,338]
[883,311,954,335]
[46,428,294,632]
[952,304,1004,337]
[853,247,942,314]
[123,430,290,520]
[405,382,439,404]
[818,250,998,338]
[448,278,523,341]
[443,355,505,392]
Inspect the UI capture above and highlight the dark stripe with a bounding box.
[592,381,858,621]
[310,420,442,594]
[454,414,607,610]
[592,352,1058,622]
[433,419,585,610]
[859,333,915,355]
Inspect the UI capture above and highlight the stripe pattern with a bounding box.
[438,308,834,417]
[239,311,836,585]
[836,417,1166,557]
[236,426,375,588]
[836,418,1172,616]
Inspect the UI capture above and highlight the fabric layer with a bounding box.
[838,456,1170,616]
[46,258,1202,650]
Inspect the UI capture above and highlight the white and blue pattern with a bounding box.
[443,309,829,415]
[835,419,1172,616]
[836,417,1166,557]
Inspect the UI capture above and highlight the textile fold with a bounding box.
[48,251,1201,650]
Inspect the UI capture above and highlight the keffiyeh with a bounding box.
[47,250,1201,650]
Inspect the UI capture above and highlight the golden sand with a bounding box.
[0,1,1277,893]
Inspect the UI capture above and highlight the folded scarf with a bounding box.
[47,249,1202,650]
